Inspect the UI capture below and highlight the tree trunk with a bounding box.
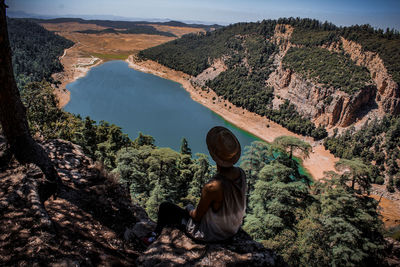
[0,1,59,199]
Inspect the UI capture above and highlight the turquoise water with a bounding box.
[65,60,259,159]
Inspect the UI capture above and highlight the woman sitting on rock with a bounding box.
[145,126,247,244]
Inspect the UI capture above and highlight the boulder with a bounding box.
[137,227,286,266]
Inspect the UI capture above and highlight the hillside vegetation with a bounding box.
[289,21,400,86]
[324,116,400,190]
[140,20,328,139]
[282,47,371,94]
[7,18,74,89]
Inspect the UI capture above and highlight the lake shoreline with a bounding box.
[125,55,339,181]
[53,49,338,180]
[52,44,104,108]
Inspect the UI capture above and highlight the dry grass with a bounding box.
[41,22,204,55]
[40,22,109,32]
[52,32,175,56]
[149,24,205,37]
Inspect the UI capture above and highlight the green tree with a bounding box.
[335,158,372,194]
[240,141,273,202]
[296,178,385,267]
[180,137,192,156]
[95,124,131,169]
[81,116,97,157]
[115,146,153,205]
[273,136,311,159]
[134,132,155,147]
[243,161,310,262]
[146,183,168,220]
[20,81,63,139]
[185,153,211,205]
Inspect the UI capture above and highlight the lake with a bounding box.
[65,60,259,160]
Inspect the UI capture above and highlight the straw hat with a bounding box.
[206,126,241,167]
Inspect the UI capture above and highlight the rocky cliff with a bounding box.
[340,37,400,115]
[267,24,387,128]
[0,137,283,266]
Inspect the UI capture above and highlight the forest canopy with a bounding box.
[282,47,371,94]
[7,18,74,89]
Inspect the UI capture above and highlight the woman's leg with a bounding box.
[154,201,189,235]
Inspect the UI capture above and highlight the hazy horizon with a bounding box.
[6,0,400,30]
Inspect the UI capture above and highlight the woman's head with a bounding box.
[206,126,241,167]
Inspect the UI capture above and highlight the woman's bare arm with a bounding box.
[189,180,222,222]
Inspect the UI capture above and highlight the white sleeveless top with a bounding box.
[186,168,247,242]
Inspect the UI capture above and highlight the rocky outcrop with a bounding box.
[137,227,286,266]
[268,67,377,127]
[191,58,228,87]
[340,37,400,115]
[0,138,144,265]
[267,24,380,127]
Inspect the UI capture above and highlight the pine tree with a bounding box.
[273,136,311,159]
[134,132,155,147]
[115,146,153,205]
[186,153,211,205]
[240,141,272,193]
[82,116,97,157]
[243,161,310,262]
[296,179,385,267]
[180,137,192,156]
[335,158,372,194]
[146,183,168,220]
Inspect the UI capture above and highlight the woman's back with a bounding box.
[186,168,247,242]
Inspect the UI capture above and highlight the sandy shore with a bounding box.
[52,44,103,107]
[126,55,339,180]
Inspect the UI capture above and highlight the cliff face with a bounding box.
[267,25,382,127]
[340,37,400,115]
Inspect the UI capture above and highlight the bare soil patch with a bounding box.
[40,22,109,32]
[371,195,400,228]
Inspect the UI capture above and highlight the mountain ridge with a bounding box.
[139,17,400,131]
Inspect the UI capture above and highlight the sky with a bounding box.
[6,0,400,30]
